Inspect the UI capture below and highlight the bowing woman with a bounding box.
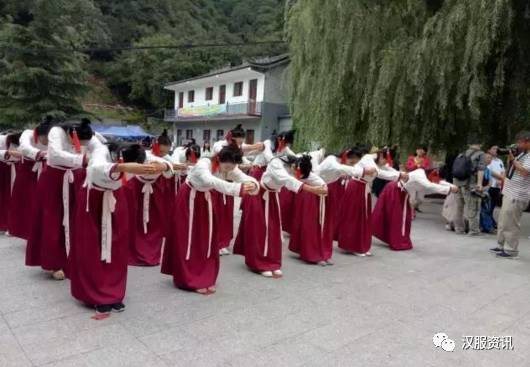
[70,141,166,314]
[288,155,332,265]
[337,148,408,257]
[25,119,97,280]
[0,131,23,232]
[234,154,326,277]
[9,118,52,239]
[212,124,264,255]
[316,147,376,241]
[372,168,458,251]
[161,144,259,295]
[126,132,174,267]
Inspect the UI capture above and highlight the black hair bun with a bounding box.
[81,118,91,126]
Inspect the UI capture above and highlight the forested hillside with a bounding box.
[0,0,286,125]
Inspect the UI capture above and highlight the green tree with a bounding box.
[0,0,106,125]
[287,0,530,152]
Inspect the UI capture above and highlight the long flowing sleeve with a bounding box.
[262,158,303,192]
[87,139,122,190]
[226,166,260,195]
[19,129,41,160]
[302,172,326,187]
[187,158,242,197]
[317,156,364,183]
[47,127,84,168]
[377,166,400,181]
[404,169,451,196]
[146,151,174,178]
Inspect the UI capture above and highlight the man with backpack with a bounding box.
[452,136,486,236]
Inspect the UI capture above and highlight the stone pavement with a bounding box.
[1,200,530,367]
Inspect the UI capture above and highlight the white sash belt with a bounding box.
[398,182,409,237]
[84,182,116,264]
[9,162,16,194]
[319,195,326,238]
[137,177,155,234]
[32,161,43,180]
[262,189,282,257]
[62,169,74,256]
[185,186,213,261]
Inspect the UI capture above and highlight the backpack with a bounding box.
[451,153,473,180]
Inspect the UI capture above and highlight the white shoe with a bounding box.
[51,270,65,280]
[317,261,327,267]
[219,248,231,256]
[261,271,273,277]
[272,269,282,276]
[354,252,366,257]
[325,259,334,266]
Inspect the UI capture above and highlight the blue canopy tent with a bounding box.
[92,124,153,142]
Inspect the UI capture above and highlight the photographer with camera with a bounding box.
[452,135,486,236]
[490,131,530,259]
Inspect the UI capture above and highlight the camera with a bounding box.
[497,144,519,156]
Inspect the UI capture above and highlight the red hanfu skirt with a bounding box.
[279,187,295,233]
[233,189,282,272]
[248,166,266,181]
[25,166,83,271]
[70,187,129,306]
[8,160,39,239]
[211,191,234,250]
[289,191,333,263]
[0,161,14,231]
[126,177,167,266]
[327,179,347,240]
[337,180,372,254]
[372,182,412,251]
[161,183,219,290]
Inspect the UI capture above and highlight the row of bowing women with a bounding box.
[0,119,456,313]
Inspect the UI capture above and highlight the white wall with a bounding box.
[173,119,262,147]
[171,72,265,110]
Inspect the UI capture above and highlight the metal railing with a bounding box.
[164,101,264,121]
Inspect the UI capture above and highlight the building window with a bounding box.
[245,129,255,144]
[176,129,182,146]
[205,87,213,101]
[178,92,184,108]
[188,90,195,103]
[219,85,226,104]
[233,81,243,97]
[203,129,211,143]
[186,129,193,140]
[216,129,224,140]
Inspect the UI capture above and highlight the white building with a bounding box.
[164,54,292,147]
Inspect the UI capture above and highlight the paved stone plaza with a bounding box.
[1,200,529,367]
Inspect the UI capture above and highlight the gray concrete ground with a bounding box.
[1,200,530,367]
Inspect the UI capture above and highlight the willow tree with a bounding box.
[286,0,530,152]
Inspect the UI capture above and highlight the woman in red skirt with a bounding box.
[337,148,406,257]
[373,168,457,251]
[25,119,95,280]
[288,155,332,265]
[0,132,23,232]
[126,133,173,267]
[316,147,369,242]
[160,142,201,276]
[235,154,326,276]
[161,144,259,295]
[212,124,264,256]
[8,119,52,239]
[70,141,166,314]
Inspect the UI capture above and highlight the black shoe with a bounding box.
[496,251,518,259]
[489,247,503,252]
[111,303,126,313]
[95,304,112,314]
